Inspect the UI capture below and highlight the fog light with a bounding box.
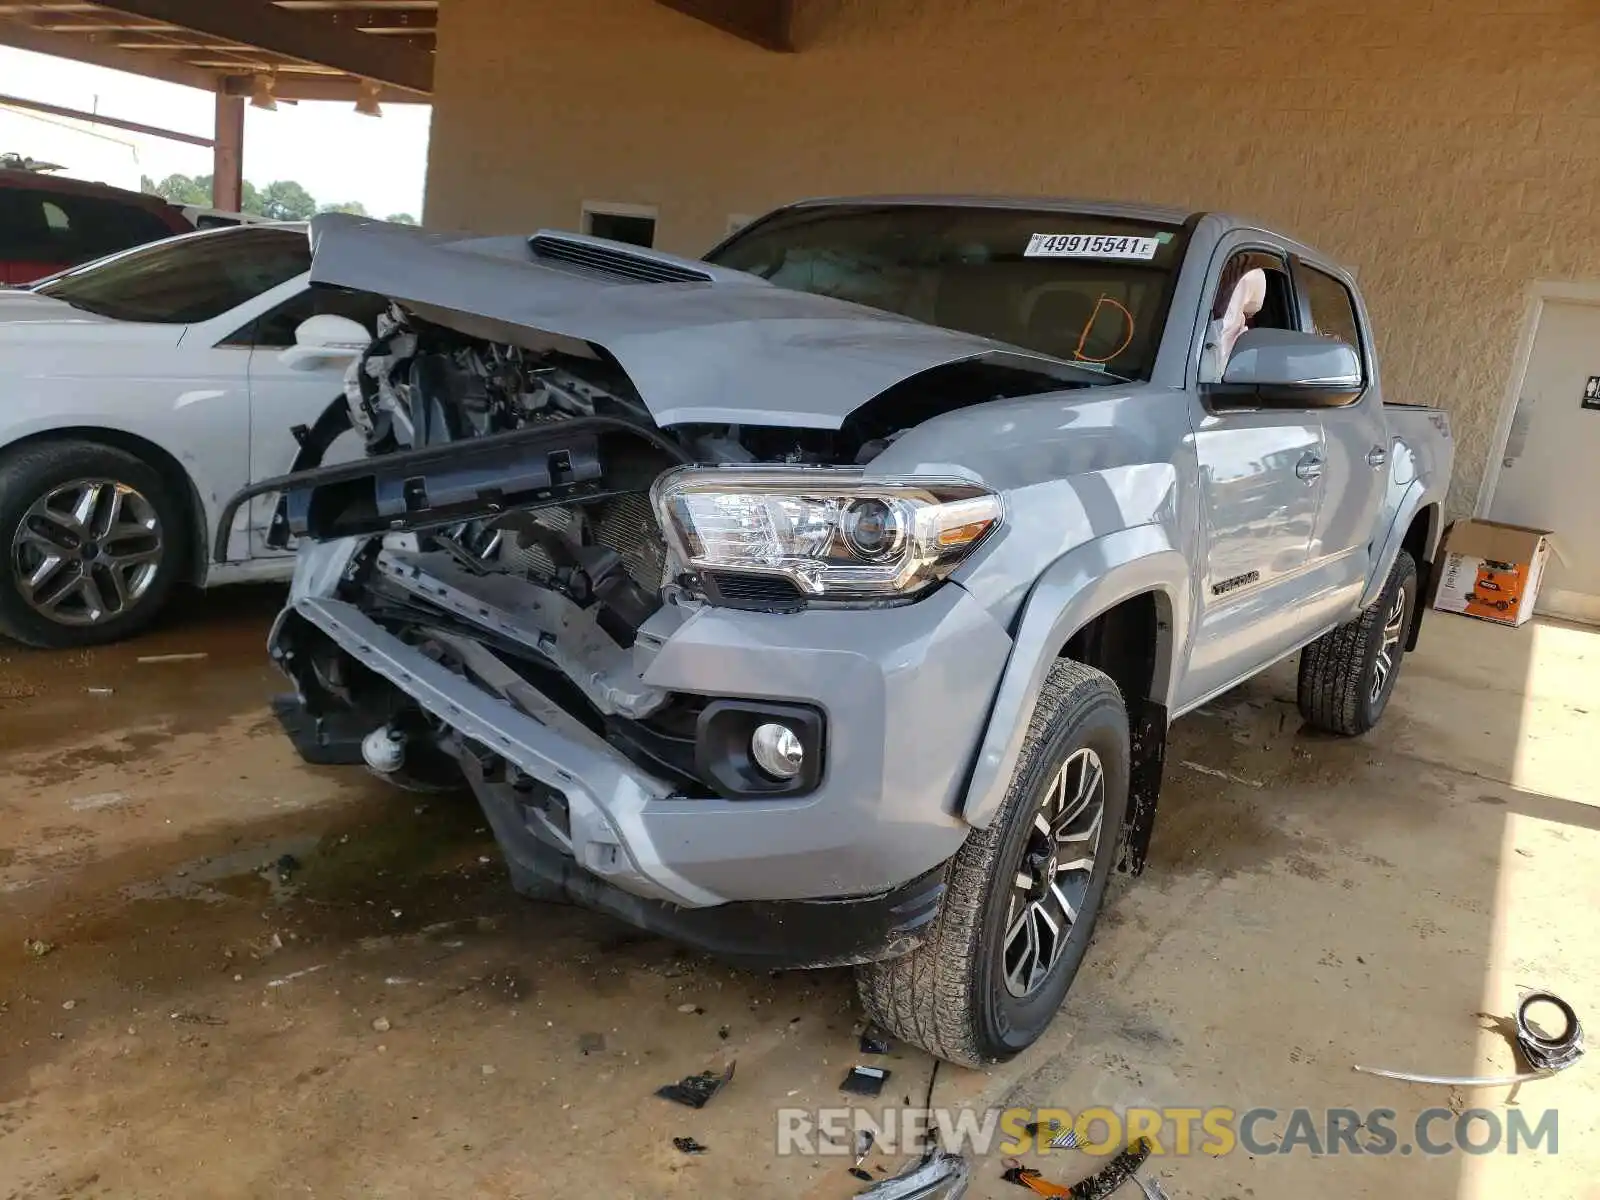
[751,722,804,779]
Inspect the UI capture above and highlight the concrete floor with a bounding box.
[1,587,1596,1199]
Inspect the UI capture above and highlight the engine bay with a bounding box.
[241,301,1084,796]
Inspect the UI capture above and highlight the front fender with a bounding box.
[960,525,1190,829]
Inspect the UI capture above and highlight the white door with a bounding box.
[1489,299,1600,622]
[243,288,383,556]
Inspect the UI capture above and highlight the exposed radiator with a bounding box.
[494,493,667,592]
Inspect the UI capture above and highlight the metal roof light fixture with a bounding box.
[354,81,383,118]
[250,73,278,111]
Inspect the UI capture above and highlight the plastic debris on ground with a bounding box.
[854,1148,970,1198]
[1355,990,1584,1086]
[1003,1138,1152,1199]
[1023,1119,1077,1150]
[672,1136,708,1155]
[23,938,55,958]
[136,652,208,664]
[848,1130,876,1181]
[656,1061,735,1109]
[840,1065,892,1096]
[859,1025,891,1055]
[577,1031,606,1055]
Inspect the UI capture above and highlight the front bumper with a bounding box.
[278,540,1013,916]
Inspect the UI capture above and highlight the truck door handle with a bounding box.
[1366,445,1388,468]
[1295,453,1324,482]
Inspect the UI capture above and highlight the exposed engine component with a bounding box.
[349,308,651,454]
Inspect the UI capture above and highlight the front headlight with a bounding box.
[651,467,1001,603]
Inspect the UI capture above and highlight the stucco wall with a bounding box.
[425,0,1600,515]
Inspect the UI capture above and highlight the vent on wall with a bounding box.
[528,234,713,284]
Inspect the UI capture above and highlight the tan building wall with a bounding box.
[425,0,1600,515]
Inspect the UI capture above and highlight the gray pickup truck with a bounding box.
[229,198,1453,1066]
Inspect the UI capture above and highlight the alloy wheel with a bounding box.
[1002,746,1106,998]
[10,478,164,627]
[1370,586,1408,703]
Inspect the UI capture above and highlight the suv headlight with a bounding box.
[652,467,1001,603]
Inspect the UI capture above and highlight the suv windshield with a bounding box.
[708,204,1188,381]
[35,225,310,324]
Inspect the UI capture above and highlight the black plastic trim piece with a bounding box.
[1202,381,1365,411]
[700,570,807,613]
[214,417,690,561]
[694,699,825,799]
[528,234,714,284]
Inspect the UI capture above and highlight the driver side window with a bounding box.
[1200,249,1296,383]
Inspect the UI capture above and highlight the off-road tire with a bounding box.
[1297,549,1418,736]
[854,660,1129,1067]
[0,440,188,648]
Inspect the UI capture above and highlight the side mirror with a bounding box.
[278,313,371,371]
[1215,328,1363,407]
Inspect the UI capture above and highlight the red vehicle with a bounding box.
[0,169,192,285]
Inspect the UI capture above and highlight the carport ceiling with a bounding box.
[0,0,795,103]
[0,1,437,102]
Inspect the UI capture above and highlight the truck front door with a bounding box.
[1177,241,1326,711]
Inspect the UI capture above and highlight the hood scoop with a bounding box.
[527,234,713,285]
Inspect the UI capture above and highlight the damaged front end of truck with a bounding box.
[224,214,1111,968]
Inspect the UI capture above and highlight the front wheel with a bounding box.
[1297,549,1418,736]
[854,660,1129,1067]
[0,441,188,648]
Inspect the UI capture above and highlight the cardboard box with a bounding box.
[1433,519,1553,627]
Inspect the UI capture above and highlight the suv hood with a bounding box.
[307,214,1095,429]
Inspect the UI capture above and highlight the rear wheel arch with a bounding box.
[0,427,208,584]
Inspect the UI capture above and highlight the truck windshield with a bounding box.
[34,225,310,324]
[708,205,1187,381]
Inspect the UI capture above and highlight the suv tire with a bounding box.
[0,440,187,648]
[855,660,1129,1067]
[1297,549,1418,736]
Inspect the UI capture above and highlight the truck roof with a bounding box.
[782,194,1194,225]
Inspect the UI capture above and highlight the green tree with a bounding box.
[257,179,318,221]
[148,172,210,206]
[318,200,369,217]
[385,212,418,225]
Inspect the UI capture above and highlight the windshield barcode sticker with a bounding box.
[1025,233,1161,260]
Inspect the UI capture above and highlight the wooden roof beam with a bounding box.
[654,0,793,52]
[95,0,432,92]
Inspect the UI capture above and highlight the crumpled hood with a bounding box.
[307,214,1088,429]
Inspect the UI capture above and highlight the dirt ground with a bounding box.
[2,586,1597,1200]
